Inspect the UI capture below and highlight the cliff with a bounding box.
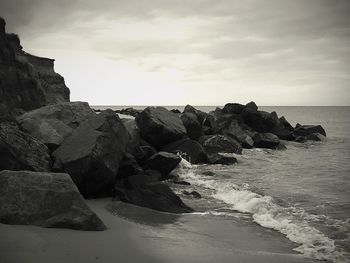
[0,17,70,120]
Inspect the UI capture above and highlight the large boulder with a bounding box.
[52,110,128,197]
[293,125,326,137]
[114,174,193,213]
[122,118,141,154]
[0,17,69,119]
[136,107,186,148]
[117,153,144,178]
[199,135,242,154]
[0,122,51,172]
[162,138,208,164]
[207,153,237,165]
[222,103,245,114]
[0,170,106,231]
[253,133,281,149]
[222,119,255,148]
[16,102,95,151]
[183,104,208,124]
[144,151,181,179]
[180,112,203,140]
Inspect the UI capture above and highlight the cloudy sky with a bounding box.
[1,0,349,106]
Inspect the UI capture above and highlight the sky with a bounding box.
[0,0,349,106]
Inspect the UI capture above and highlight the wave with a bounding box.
[173,159,347,262]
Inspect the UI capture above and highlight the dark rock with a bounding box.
[241,110,280,133]
[52,110,128,197]
[136,107,186,148]
[173,180,191,186]
[0,18,69,119]
[253,133,281,149]
[293,125,326,137]
[118,153,144,178]
[171,109,181,114]
[207,153,237,165]
[114,174,193,213]
[202,114,215,135]
[270,125,294,141]
[222,119,254,148]
[199,135,242,154]
[16,101,95,151]
[180,112,203,140]
[122,118,141,154]
[222,103,245,114]
[0,122,51,172]
[144,169,162,181]
[279,116,294,131]
[134,145,157,165]
[306,133,326,141]
[183,105,208,124]
[144,151,181,179]
[295,136,307,143]
[162,138,208,164]
[117,107,141,117]
[182,190,201,199]
[0,170,106,230]
[245,101,258,111]
[274,143,287,150]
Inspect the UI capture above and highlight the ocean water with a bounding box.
[96,105,350,262]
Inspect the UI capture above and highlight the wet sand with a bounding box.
[0,199,317,263]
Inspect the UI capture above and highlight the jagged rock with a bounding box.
[171,109,181,114]
[162,138,208,164]
[0,122,51,172]
[180,112,203,140]
[253,133,281,149]
[199,135,242,154]
[207,153,237,165]
[0,170,106,230]
[118,153,144,178]
[117,107,141,117]
[222,119,255,148]
[222,103,245,114]
[52,110,128,197]
[202,114,215,135]
[293,125,326,137]
[306,133,326,141]
[241,109,280,133]
[133,145,157,165]
[182,190,201,199]
[245,101,258,111]
[183,105,208,124]
[295,136,307,143]
[16,102,95,151]
[144,169,162,181]
[144,152,181,179]
[122,118,141,154]
[279,116,294,131]
[136,107,186,148]
[0,17,69,119]
[114,174,193,213]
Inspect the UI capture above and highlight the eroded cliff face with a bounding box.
[0,17,70,120]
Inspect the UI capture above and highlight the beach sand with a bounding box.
[0,199,317,263]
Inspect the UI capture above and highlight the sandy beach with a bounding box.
[0,199,317,263]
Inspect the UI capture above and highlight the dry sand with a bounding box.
[0,199,317,263]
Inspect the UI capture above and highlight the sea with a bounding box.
[95,105,350,263]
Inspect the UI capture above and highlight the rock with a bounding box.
[182,190,201,199]
[144,152,181,179]
[52,110,128,197]
[171,109,181,114]
[144,169,162,181]
[293,125,326,137]
[180,112,203,140]
[241,110,280,133]
[133,145,157,165]
[136,107,186,148]
[16,102,95,151]
[118,153,144,178]
[253,133,281,149]
[183,105,208,124]
[222,103,245,114]
[245,101,258,111]
[0,170,106,231]
[114,174,193,213]
[222,119,254,148]
[207,153,237,165]
[173,180,191,185]
[0,122,51,172]
[202,114,215,135]
[295,136,307,143]
[199,135,242,154]
[279,116,294,131]
[306,133,326,141]
[0,17,69,119]
[122,119,141,154]
[162,138,208,164]
[117,107,141,117]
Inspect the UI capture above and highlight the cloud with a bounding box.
[0,0,349,105]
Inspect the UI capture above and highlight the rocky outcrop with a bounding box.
[122,118,141,154]
[0,122,51,172]
[253,133,281,149]
[16,102,95,151]
[114,174,193,213]
[136,107,186,148]
[180,112,203,140]
[0,17,69,119]
[199,135,242,154]
[293,124,326,137]
[162,138,208,164]
[0,170,106,230]
[52,110,128,197]
[144,151,181,179]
